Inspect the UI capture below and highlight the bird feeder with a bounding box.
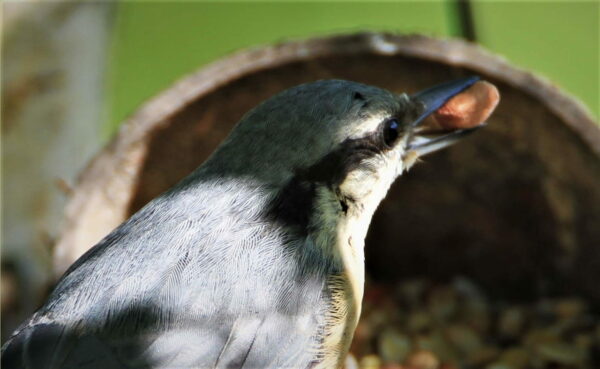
[55,33,600,310]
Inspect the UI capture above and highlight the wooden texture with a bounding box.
[55,33,600,306]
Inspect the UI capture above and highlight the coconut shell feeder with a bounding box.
[55,32,600,312]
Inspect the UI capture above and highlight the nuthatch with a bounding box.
[2,77,495,368]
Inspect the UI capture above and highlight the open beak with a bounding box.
[408,76,483,156]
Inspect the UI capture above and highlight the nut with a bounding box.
[433,81,500,129]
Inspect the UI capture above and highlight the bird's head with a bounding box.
[201,77,496,241]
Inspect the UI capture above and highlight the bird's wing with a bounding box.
[1,322,129,369]
[2,186,330,369]
[2,313,323,369]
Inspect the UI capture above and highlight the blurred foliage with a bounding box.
[107,1,460,134]
[472,1,599,122]
[107,1,598,136]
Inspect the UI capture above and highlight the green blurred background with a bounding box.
[109,0,599,135]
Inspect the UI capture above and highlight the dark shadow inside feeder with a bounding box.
[366,149,565,303]
[126,53,600,312]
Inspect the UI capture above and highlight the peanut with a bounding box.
[433,81,500,129]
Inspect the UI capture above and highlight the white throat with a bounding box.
[311,151,402,309]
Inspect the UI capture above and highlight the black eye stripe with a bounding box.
[352,91,366,101]
[271,117,404,231]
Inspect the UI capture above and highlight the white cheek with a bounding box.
[340,169,378,201]
[339,151,401,213]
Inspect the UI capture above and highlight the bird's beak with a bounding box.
[408,76,483,156]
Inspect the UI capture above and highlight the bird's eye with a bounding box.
[383,118,400,147]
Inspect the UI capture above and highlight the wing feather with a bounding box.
[2,184,332,369]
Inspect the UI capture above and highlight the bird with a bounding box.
[2,76,491,369]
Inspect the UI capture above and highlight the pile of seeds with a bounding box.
[346,277,599,369]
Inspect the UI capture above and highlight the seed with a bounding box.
[498,347,529,368]
[360,354,382,369]
[433,81,500,129]
[498,307,526,339]
[404,350,440,369]
[445,324,482,357]
[378,328,412,363]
